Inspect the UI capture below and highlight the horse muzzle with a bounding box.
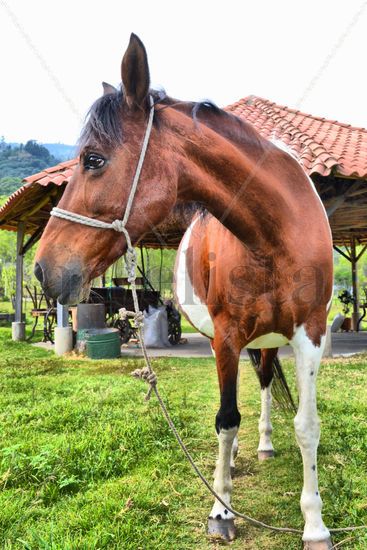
[34,259,85,305]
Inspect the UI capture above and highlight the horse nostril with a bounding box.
[34,262,44,284]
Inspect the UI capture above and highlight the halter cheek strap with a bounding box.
[50,94,155,252]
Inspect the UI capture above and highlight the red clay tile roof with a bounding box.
[0,160,78,233]
[226,96,367,178]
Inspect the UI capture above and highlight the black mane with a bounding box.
[78,87,260,154]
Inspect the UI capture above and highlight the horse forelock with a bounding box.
[78,90,124,151]
[78,88,169,152]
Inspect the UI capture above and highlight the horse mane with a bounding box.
[78,88,264,155]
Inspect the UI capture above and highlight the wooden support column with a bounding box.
[350,237,359,331]
[12,222,26,341]
[15,222,25,323]
[334,239,367,331]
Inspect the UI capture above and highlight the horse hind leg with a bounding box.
[208,329,241,542]
[257,349,276,460]
[291,325,332,550]
[248,348,276,460]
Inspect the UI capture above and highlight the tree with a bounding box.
[24,140,52,161]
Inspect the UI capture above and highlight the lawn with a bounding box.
[0,328,366,549]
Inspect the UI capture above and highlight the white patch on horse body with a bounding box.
[257,382,274,452]
[245,332,289,349]
[210,427,238,520]
[175,217,214,338]
[290,325,330,542]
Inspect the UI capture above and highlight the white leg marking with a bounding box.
[231,435,238,469]
[291,325,330,543]
[257,382,274,452]
[210,427,238,520]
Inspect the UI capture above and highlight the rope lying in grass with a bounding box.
[131,355,367,536]
[121,236,367,535]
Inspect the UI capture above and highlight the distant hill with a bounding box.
[0,139,66,196]
[42,143,76,161]
[8,141,76,162]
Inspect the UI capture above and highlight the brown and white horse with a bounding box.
[174,210,307,539]
[35,34,333,548]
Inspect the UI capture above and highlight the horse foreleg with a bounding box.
[291,326,332,550]
[257,349,276,460]
[211,339,239,476]
[207,328,241,542]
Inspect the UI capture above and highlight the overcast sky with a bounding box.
[1,0,366,144]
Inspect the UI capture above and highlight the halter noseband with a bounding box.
[50,95,155,252]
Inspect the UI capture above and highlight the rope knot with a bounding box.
[118,308,144,328]
[111,219,125,232]
[131,367,157,401]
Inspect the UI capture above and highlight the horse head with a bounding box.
[35,34,179,304]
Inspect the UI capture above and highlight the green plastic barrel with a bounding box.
[76,328,88,347]
[85,328,121,359]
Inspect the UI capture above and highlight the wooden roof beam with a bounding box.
[325,180,365,217]
[333,245,351,261]
[19,192,54,221]
[21,226,44,255]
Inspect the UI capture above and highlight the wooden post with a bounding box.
[15,222,25,323]
[12,222,26,341]
[351,237,359,331]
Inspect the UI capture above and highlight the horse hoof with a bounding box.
[258,450,274,461]
[207,518,236,541]
[303,539,333,550]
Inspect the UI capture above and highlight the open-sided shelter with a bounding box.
[1,96,367,332]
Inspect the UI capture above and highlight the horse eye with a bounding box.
[84,153,106,170]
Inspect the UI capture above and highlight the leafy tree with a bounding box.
[0,177,22,195]
[24,140,52,161]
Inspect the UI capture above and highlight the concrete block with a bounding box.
[54,327,73,356]
[12,321,25,341]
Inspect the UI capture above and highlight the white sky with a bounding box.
[1,0,366,144]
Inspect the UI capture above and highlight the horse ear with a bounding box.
[121,33,150,109]
[102,82,118,95]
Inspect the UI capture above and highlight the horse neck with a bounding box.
[168,108,289,251]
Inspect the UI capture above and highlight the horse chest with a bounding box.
[175,221,292,346]
[175,221,215,338]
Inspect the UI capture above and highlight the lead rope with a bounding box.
[50,96,366,538]
[123,251,367,538]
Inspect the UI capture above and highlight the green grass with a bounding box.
[0,328,366,549]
